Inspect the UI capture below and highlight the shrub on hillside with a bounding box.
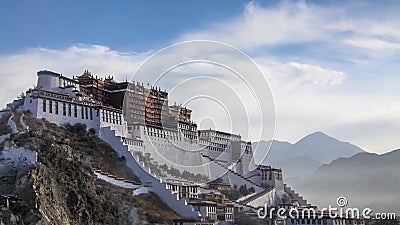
[63,123,87,136]
[0,114,12,136]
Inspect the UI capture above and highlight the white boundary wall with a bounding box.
[247,188,277,208]
[99,126,200,218]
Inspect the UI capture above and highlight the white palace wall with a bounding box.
[23,90,126,136]
[99,126,200,218]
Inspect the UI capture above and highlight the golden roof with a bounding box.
[80,69,93,78]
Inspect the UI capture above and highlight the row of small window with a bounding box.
[41,91,69,100]
[123,139,143,147]
[224,214,234,221]
[225,207,234,213]
[168,185,198,193]
[101,110,123,125]
[180,129,197,139]
[205,206,217,213]
[144,131,182,141]
[181,186,199,193]
[42,99,95,120]
[210,136,229,142]
[143,126,198,140]
[178,123,196,131]
[207,146,226,152]
[182,133,197,140]
[261,172,273,180]
[291,219,328,225]
[206,141,228,149]
[261,172,282,181]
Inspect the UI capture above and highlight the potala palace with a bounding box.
[19,70,364,225]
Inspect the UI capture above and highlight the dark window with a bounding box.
[49,101,52,113]
[55,102,59,115]
[74,105,77,117]
[43,99,46,112]
[81,107,85,119]
[68,104,71,117]
[90,108,93,120]
[85,108,88,119]
[63,103,66,116]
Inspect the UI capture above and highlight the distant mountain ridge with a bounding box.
[252,132,399,212]
[292,149,400,212]
[252,131,365,180]
[293,131,365,163]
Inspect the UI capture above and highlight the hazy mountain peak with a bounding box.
[292,131,365,164]
[309,131,327,136]
[295,131,337,144]
[253,131,366,176]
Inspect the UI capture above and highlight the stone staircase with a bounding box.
[99,126,200,218]
[283,184,311,207]
[238,187,274,205]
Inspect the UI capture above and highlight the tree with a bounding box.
[249,187,255,193]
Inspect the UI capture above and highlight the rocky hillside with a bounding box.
[0,114,180,224]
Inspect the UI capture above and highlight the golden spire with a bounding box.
[82,69,92,78]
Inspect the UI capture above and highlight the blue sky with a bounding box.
[0,0,249,53]
[0,0,399,153]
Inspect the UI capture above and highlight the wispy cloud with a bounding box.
[263,61,346,85]
[179,0,400,60]
[345,38,400,51]
[181,1,331,49]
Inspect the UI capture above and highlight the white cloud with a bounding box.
[179,0,400,60]
[345,38,400,51]
[181,1,332,49]
[268,61,346,85]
